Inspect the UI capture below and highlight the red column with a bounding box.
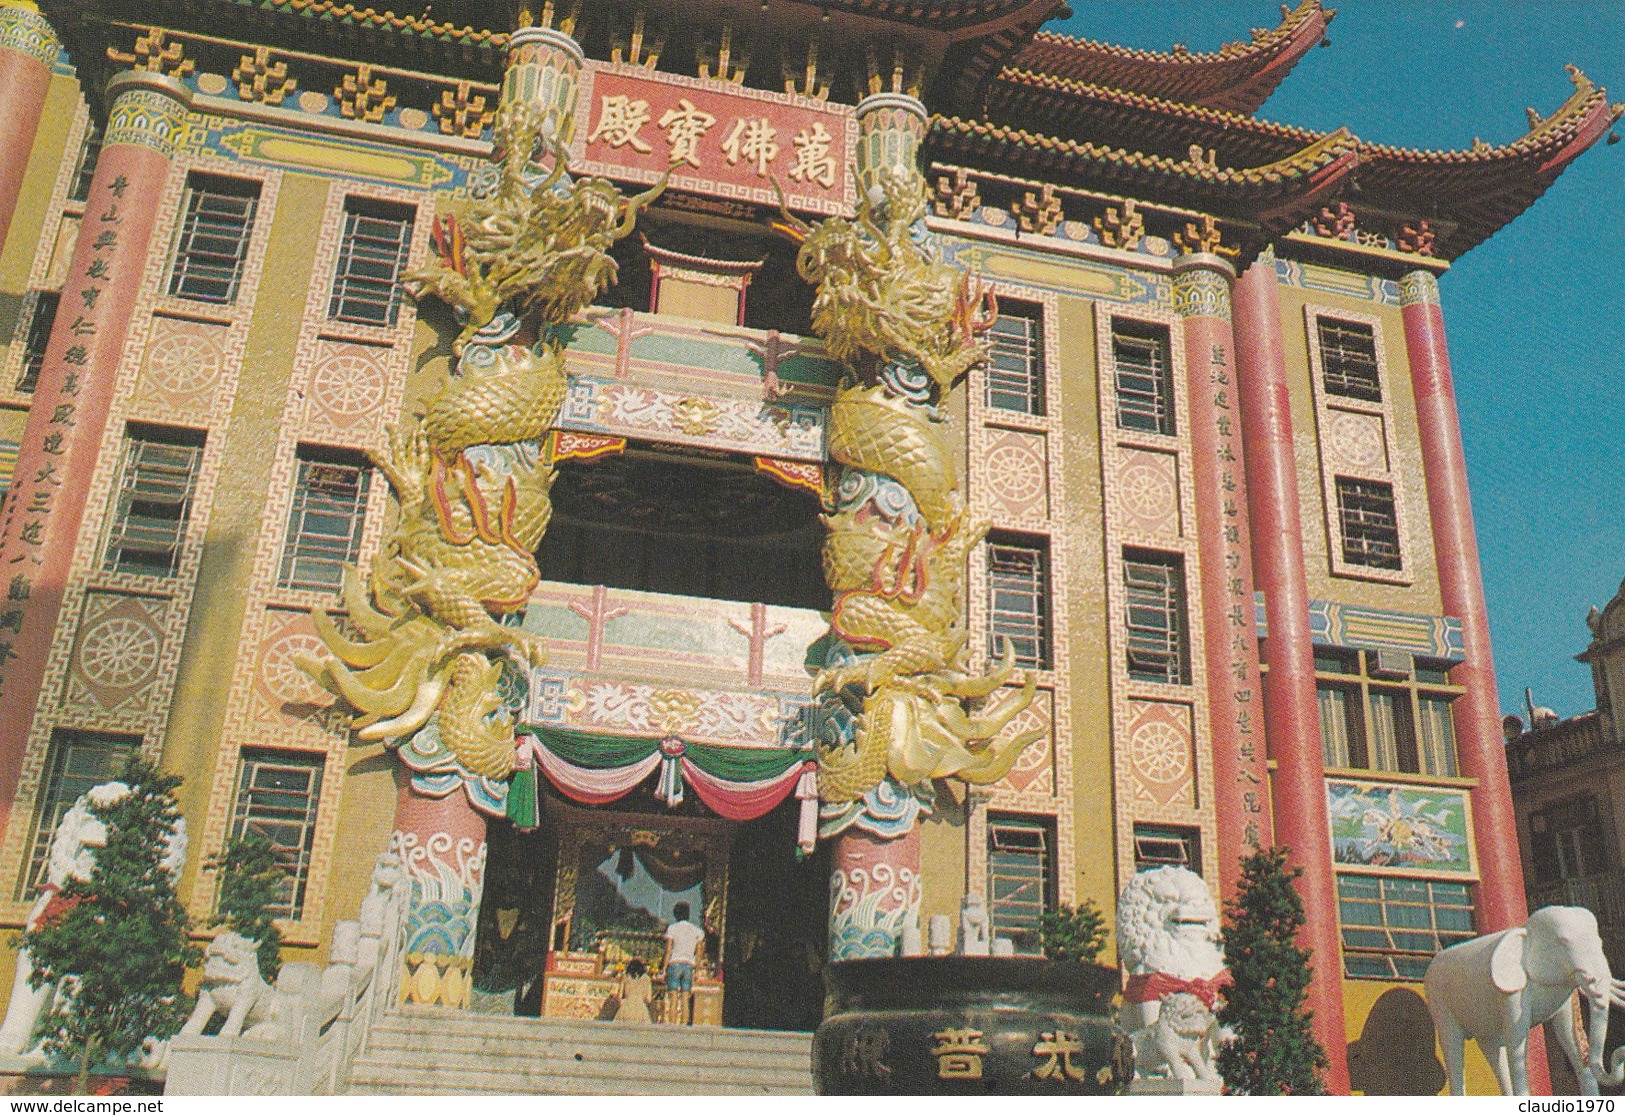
[0,3,57,255]
[1400,268,1549,1093]
[1230,256,1351,1092]
[0,72,189,835]
[1171,255,1274,889]
[391,774,488,1009]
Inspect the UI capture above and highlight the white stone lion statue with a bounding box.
[1116,866,1230,1089]
[0,781,188,1062]
[182,933,272,1038]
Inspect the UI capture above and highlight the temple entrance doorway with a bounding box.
[471,782,827,1032]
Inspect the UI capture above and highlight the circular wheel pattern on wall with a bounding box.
[261,631,329,705]
[1118,458,1177,526]
[1128,720,1188,786]
[78,615,162,691]
[144,326,223,396]
[310,351,387,419]
[985,441,1045,509]
[1327,410,1386,472]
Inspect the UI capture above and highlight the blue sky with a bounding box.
[1047,2,1625,718]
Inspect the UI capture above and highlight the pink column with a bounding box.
[0,72,189,837]
[828,826,922,960]
[391,773,489,1009]
[1231,256,1351,1093]
[0,4,56,254]
[1400,268,1548,1093]
[1170,255,1275,888]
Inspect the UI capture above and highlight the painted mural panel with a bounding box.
[1326,779,1477,879]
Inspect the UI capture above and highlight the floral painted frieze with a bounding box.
[558,375,825,461]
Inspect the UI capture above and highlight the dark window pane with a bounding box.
[1318,319,1382,402]
[229,751,325,919]
[987,538,1049,669]
[16,292,58,393]
[1338,874,1477,981]
[328,202,415,326]
[987,817,1052,954]
[1113,321,1174,435]
[169,176,259,304]
[103,429,205,577]
[984,303,1044,415]
[1124,551,1188,684]
[1336,477,1402,570]
[20,732,139,898]
[279,453,370,591]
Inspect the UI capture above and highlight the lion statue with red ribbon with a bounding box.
[1116,865,1231,1089]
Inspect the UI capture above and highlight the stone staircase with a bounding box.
[345,1006,815,1095]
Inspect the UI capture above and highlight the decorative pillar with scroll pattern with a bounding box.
[0,72,188,838]
[0,2,57,253]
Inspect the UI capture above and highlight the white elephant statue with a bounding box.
[1424,905,1625,1095]
[0,781,188,1061]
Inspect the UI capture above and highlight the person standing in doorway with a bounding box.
[662,902,705,1025]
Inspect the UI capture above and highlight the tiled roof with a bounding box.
[1014,0,1333,115]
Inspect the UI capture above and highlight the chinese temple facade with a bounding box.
[0,0,1615,1096]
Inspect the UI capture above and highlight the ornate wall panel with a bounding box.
[131,315,231,421]
[62,592,171,721]
[1125,699,1196,809]
[1113,446,1181,539]
[983,428,1050,523]
[300,339,394,443]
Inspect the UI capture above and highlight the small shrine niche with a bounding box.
[643,236,765,325]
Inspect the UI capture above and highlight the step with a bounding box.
[380,1007,812,1049]
[347,1056,812,1091]
[365,1028,814,1072]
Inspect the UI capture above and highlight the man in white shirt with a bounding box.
[662,902,706,1023]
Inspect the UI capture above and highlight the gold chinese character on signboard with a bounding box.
[788,121,836,188]
[587,94,653,152]
[931,1027,990,1081]
[722,116,778,176]
[657,99,717,168]
[1032,1030,1087,1083]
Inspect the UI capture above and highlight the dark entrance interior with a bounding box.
[537,450,829,610]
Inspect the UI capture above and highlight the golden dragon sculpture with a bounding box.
[296,99,667,782]
[781,166,1044,807]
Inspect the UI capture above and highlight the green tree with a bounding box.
[22,757,198,1093]
[1039,900,1109,964]
[1216,847,1329,1096]
[210,831,287,982]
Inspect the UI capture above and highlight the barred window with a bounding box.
[279,450,371,592]
[984,301,1044,415]
[19,731,139,899]
[1318,319,1382,402]
[328,200,415,326]
[1339,875,1474,980]
[16,291,58,393]
[1336,477,1402,570]
[987,815,1053,954]
[230,751,325,920]
[168,175,260,304]
[103,426,205,577]
[1124,550,1188,684]
[68,123,102,204]
[1133,824,1201,874]
[1113,319,1174,435]
[987,536,1049,669]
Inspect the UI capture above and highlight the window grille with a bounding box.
[1336,477,1401,570]
[229,751,325,920]
[279,452,370,591]
[987,537,1049,669]
[1338,875,1474,980]
[1124,550,1188,684]
[16,292,58,393]
[984,303,1044,415]
[168,175,259,304]
[103,427,205,577]
[1317,319,1382,402]
[987,816,1052,954]
[328,201,416,326]
[68,124,102,204]
[19,731,139,899]
[1133,824,1202,874]
[1113,320,1174,435]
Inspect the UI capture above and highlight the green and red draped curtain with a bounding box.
[509,728,818,851]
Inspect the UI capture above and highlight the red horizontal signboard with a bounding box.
[572,62,856,217]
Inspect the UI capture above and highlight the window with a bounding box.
[1113,319,1174,435]
[1124,549,1188,684]
[229,751,325,920]
[1317,319,1381,402]
[1133,824,1202,874]
[328,200,416,326]
[168,175,260,304]
[1336,477,1401,570]
[987,815,1053,954]
[68,123,102,205]
[1316,650,1460,777]
[984,301,1044,415]
[1338,875,1474,980]
[19,731,139,899]
[987,535,1049,669]
[279,450,371,591]
[103,426,205,577]
[16,292,58,393]
[1530,798,1609,882]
